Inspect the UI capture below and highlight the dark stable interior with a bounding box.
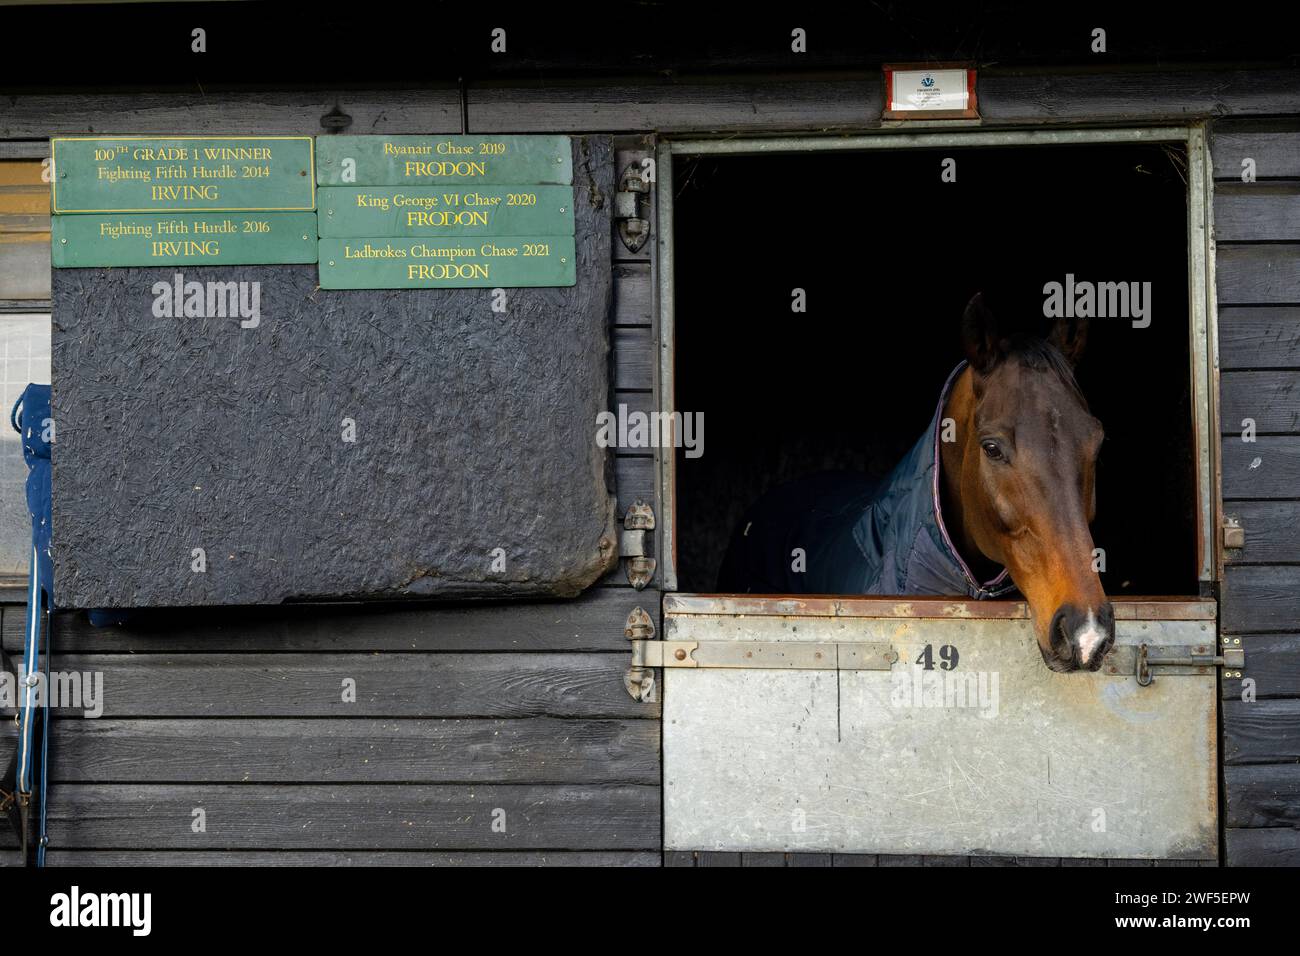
[672,143,1197,597]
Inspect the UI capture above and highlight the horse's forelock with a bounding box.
[991,337,1089,413]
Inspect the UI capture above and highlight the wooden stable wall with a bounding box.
[0,594,662,865]
[1214,119,1300,867]
[0,131,663,865]
[2,68,1300,866]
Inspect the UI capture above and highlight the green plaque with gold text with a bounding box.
[316,135,572,186]
[318,185,574,237]
[51,136,315,213]
[52,212,319,267]
[318,236,576,289]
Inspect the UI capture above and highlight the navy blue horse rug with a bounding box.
[716,361,1015,600]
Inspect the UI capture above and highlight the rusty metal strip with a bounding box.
[664,593,1217,621]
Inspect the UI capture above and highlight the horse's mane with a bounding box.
[997,336,1089,412]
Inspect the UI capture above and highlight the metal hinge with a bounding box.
[621,500,656,590]
[1103,638,1245,685]
[1222,516,1245,549]
[623,606,657,702]
[636,639,899,671]
[615,160,651,253]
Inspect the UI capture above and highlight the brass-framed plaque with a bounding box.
[52,212,319,267]
[51,136,316,213]
[318,185,575,238]
[318,236,576,289]
[316,136,572,186]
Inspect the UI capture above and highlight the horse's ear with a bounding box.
[1049,315,1090,367]
[961,293,1007,373]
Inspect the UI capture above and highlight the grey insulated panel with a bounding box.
[51,137,617,607]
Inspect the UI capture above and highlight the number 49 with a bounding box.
[916,644,959,671]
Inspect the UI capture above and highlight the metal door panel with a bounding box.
[663,606,1217,859]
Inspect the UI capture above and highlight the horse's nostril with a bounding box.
[1049,606,1074,655]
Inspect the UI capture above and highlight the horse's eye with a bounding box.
[981,440,1005,462]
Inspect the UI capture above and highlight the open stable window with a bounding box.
[0,159,52,584]
[663,133,1214,596]
[652,128,1225,860]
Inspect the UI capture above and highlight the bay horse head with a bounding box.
[944,294,1113,672]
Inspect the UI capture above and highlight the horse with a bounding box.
[716,293,1114,673]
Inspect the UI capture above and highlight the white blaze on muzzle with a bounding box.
[1073,609,1109,665]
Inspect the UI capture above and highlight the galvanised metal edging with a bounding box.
[656,140,678,591]
[1186,125,1216,584]
[665,127,1194,155]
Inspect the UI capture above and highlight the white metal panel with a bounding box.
[663,610,1217,859]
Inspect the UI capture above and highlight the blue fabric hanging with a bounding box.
[13,384,52,602]
[10,384,52,867]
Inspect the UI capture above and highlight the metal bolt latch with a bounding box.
[1136,644,1153,687]
[1135,641,1245,686]
[1222,516,1245,549]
